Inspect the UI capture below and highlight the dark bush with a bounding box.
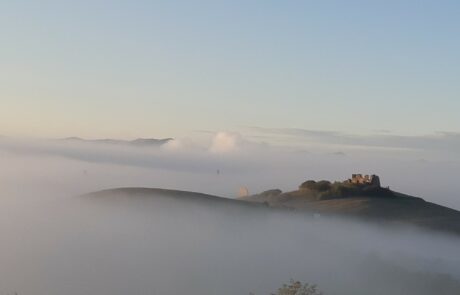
[272,279,323,295]
[315,180,331,191]
[299,180,317,190]
[299,180,331,191]
[299,179,393,201]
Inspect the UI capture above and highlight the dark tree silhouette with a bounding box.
[250,279,323,295]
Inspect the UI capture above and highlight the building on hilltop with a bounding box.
[347,174,381,187]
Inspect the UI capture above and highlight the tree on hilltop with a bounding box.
[250,279,323,295]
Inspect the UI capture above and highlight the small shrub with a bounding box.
[249,279,323,295]
[272,279,323,295]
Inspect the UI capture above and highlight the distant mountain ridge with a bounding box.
[62,137,173,147]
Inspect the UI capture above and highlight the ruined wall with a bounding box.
[348,174,381,187]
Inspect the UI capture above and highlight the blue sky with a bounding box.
[1,1,460,139]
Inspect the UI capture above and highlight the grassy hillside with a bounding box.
[241,180,460,235]
[83,183,460,236]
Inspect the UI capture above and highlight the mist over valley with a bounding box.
[0,135,459,294]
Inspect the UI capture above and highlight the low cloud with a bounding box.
[209,131,243,154]
[1,184,459,295]
[248,127,460,156]
[1,132,460,295]
[1,133,460,209]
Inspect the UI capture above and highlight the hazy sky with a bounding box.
[1,1,460,139]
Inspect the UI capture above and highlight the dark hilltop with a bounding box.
[241,174,460,235]
[85,174,460,236]
[62,137,173,147]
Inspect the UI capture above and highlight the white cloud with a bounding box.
[209,131,243,154]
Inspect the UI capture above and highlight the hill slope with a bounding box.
[240,180,460,234]
[84,182,460,235]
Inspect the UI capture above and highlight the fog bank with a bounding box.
[0,135,459,294]
[0,134,459,209]
[0,189,459,295]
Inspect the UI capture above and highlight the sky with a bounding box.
[1,1,460,139]
[2,4,460,294]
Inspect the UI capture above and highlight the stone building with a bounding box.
[347,174,381,187]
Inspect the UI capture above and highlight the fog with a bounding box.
[1,134,459,209]
[0,135,460,294]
